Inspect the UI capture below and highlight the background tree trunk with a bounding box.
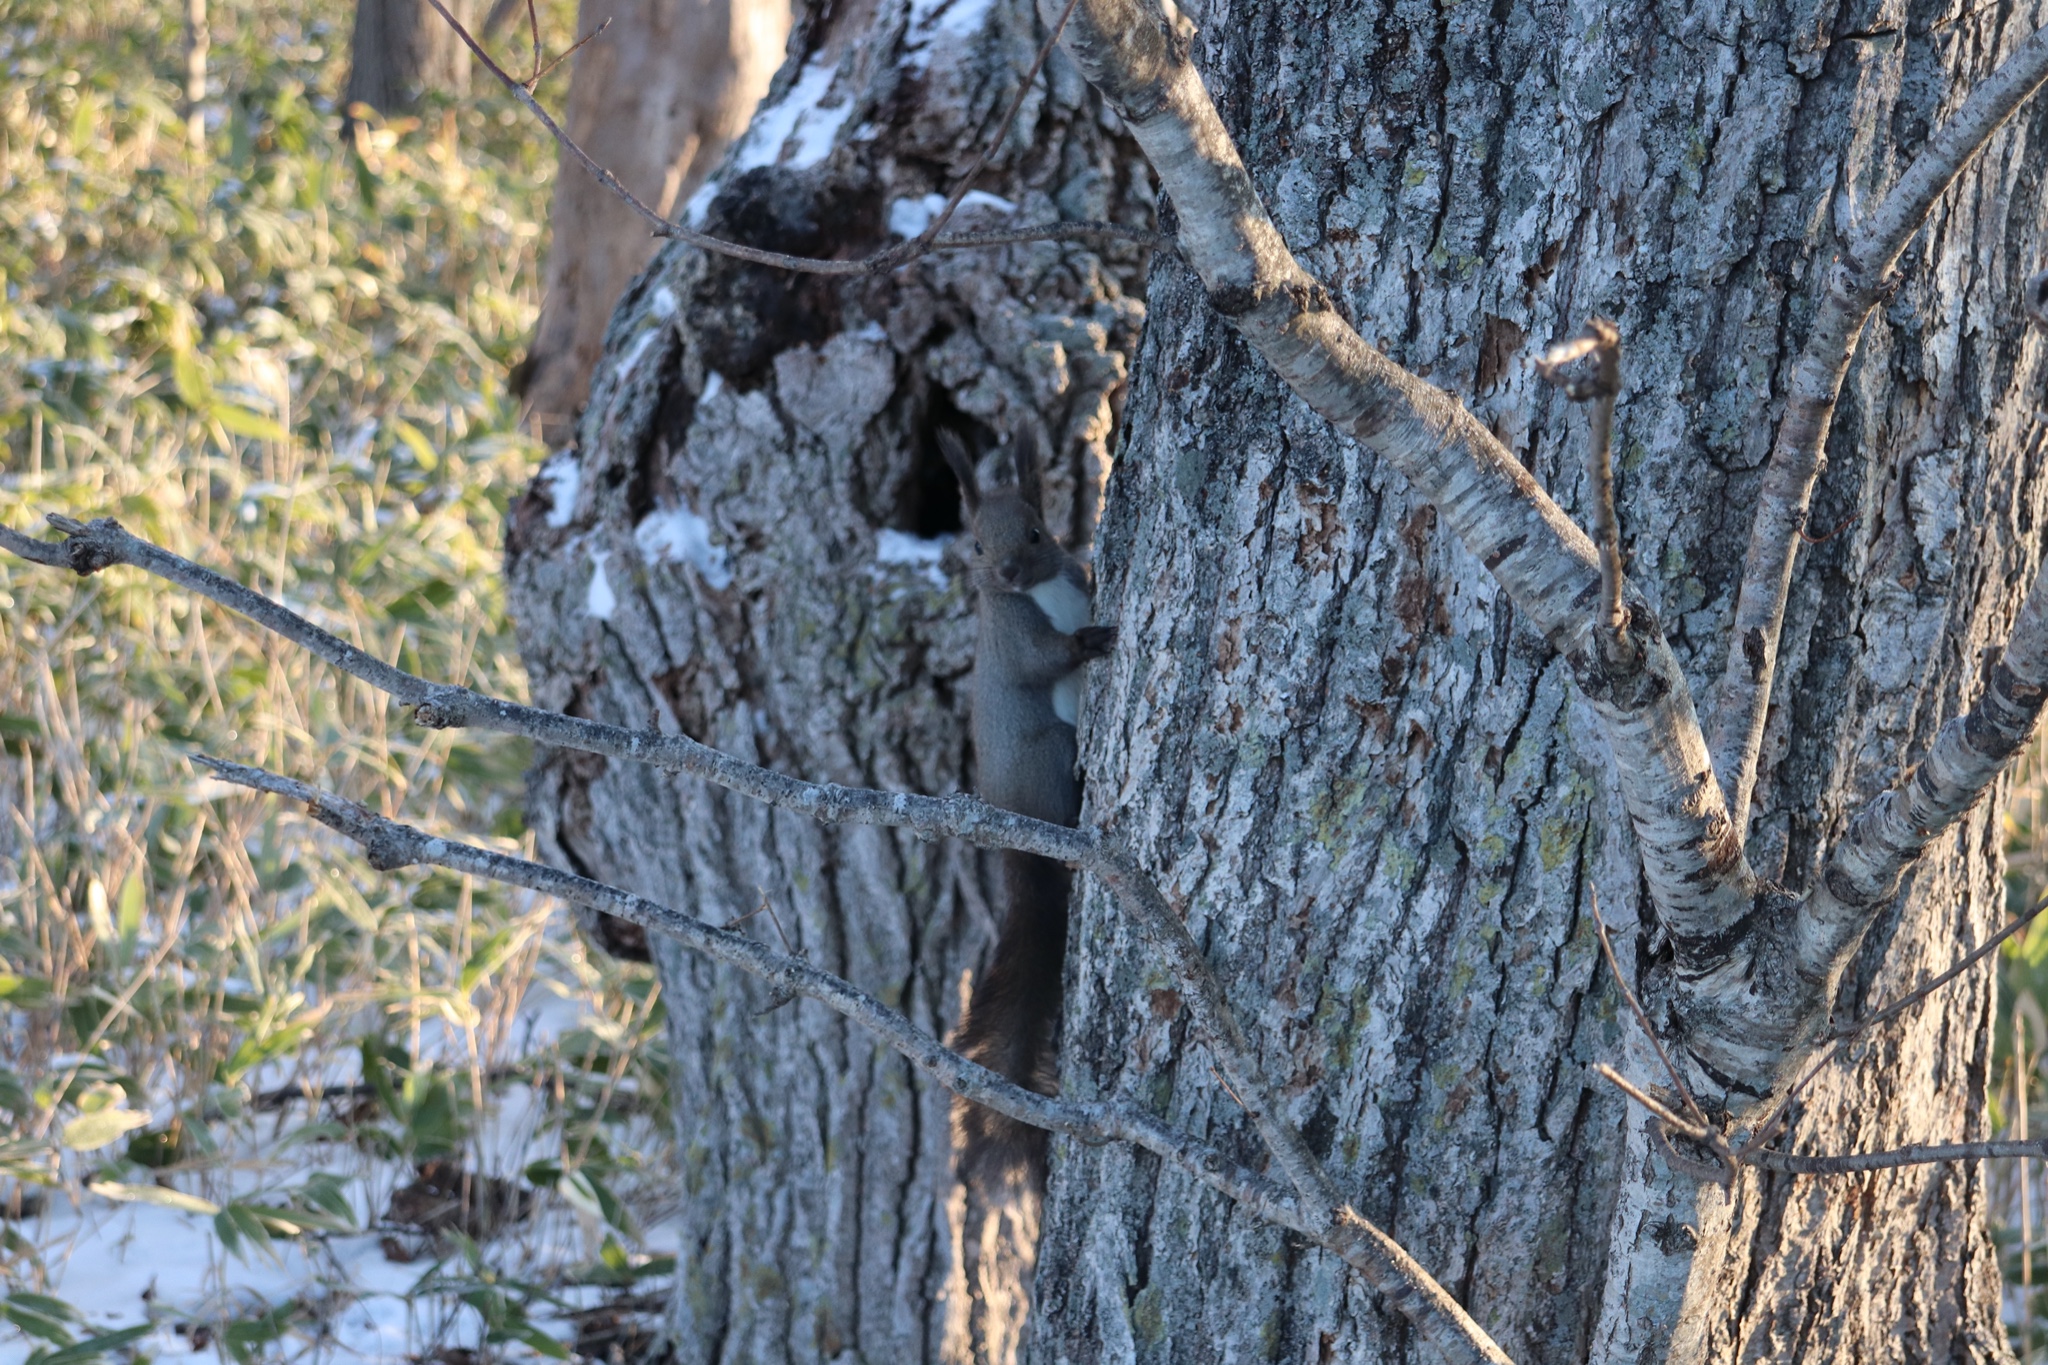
[343,0,471,118]
[515,0,793,444]
[1031,1,2048,1362]
[501,0,1151,1357]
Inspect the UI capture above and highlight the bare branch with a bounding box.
[1709,22,2048,833]
[1747,1138,2048,1175]
[191,757,1309,1221]
[1535,318,1631,666]
[1797,559,2048,982]
[1042,0,1752,977]
[1592,894,1706,1131]
[1,515,1514,1365]
[1732,890,2048,1160]
[422,0,1170,276]
[904,0,1083,254]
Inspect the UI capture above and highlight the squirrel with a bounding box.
[941,427,1115,1192]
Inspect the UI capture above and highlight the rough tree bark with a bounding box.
[501,0,1151,1357]
[344,0,471,117]
[1032,1,2048,1362]
[503,0,2048,1360]
[516,0,792,443]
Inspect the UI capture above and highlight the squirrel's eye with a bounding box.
[973,540,983,555]
[1028,527,1041,543]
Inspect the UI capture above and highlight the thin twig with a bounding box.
[1737,890,2048,1160]
[530,16,609,89]
[906,0,1083,254]
[1591,893,1706,1129]
[1535,318,1629,664]
[193,756,1305,1215]
[199,754,1504,1359]
[1745,1137,2048,1174]
[421,0,1168,276]
[523,0,541,86]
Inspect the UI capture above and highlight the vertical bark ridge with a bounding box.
[1039,0,2048,1361]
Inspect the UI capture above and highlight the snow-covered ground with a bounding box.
[3,962,681,1364]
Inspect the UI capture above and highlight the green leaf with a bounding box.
[559,1168,635,1236]
[114,872,145,945]
[171,348,213,409]
[217,1022,313,1086]
[210,402,288,443]
[505,1322,570,1359]
[390,418,439,472]
[4,1292,81,1345]
[87,1180,219,1215]
[0,975,55,1009]
[214,1201,276,1260]
[34,1323,152,1365]
[60,1105,150,1152]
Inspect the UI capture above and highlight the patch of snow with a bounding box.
[903,0,997,70]
[875,530,951,590]
[650,285,679,319]
[700,371,725,404]
[635,504,733,590]
[886,190,1017,239]
[854,320,888,343]
[684,178,719,227]
[614,325,662,382]
[731,60,849,172]
[540,452,580,529]
[586,548,617,620]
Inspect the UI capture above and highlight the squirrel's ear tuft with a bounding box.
[1010,426,1044,511]
[937,431,980,515]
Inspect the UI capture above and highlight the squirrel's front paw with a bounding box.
[1075,624,1117,659]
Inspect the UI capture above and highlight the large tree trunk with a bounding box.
[343,0,471,117]
[1033,0,2048,1362]
[516,0,792,443]
[507,0,2048,1357]
[501,0,1150,1357]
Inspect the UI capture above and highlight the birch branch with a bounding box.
[1798,556,2048,979]
[1709,21,2048,833]
[0,515,1513,1365]
[1666,556,2048,1096]
[1041,0,1752,965]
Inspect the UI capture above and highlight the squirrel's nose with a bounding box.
[999,562,1021,583]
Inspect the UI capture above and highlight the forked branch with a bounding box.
[1710,22,2048,834]
[1043,0,1752,964]
[0,515,1513,1365]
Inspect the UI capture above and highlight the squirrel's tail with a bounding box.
[953,849,1070,1193]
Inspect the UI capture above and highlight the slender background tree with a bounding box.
[514,0,793,442]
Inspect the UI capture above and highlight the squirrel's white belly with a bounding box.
[1028,578,1091,725]
[1028,578,1091,634]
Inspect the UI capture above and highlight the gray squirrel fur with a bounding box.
[940,427,1114,1192]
